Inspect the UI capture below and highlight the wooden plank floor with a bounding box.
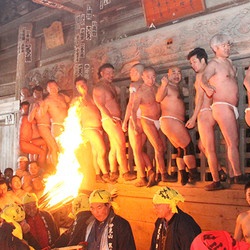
[81,177,249,250]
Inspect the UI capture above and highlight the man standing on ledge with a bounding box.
[243,66,250,126]
[156,67,199,185]
[201,33,247,184]
[93,63,136,182]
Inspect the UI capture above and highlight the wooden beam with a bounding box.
[32,0,82,14]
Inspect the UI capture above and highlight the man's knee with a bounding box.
[184,141,195,156]
[176,147,184,158]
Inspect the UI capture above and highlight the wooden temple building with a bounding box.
[0,0,250,249]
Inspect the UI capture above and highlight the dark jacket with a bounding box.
[150,207,201,250]
[52,210,93,248]
[86,208,136,250]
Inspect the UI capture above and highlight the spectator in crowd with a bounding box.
[8,175,27,201]
[1,203,26,241]
[191,230,250,250]
[234,181,250,243]
[4,167,14,190]
[22,161,45,198]
[22,192,60,249]
[0,179,21,211]
[15,156,29,179]
[0,204,30,250]
[52,193,93,248]
[86,189,136,250]
[150,186,201,250]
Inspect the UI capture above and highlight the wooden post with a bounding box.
[15,23,34,100]
[73,2,98,96]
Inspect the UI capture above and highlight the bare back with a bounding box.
[19,115,33,142]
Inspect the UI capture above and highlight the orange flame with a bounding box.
[41,99,84,209]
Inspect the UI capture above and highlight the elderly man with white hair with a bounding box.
[150,186,201,250]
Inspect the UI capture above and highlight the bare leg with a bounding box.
[198,111,220,182]
[38,126,59,167]
[141,119,166,174]
[128,119,155,186]
[128,119,147,178]
[20,138,47,166]
[102,119,136,181]
[212,105,241,176]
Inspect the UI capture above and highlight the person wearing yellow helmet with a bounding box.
[22,192,60,249]
[85,189,136,250]
[52,193,92,248]
[150,186,201,250]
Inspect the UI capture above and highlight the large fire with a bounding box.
[40,99,84,210]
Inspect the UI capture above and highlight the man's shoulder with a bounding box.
[207,58,218,67]
[113,214,130,225]
[237,210,250,220]
[93,82,106,91]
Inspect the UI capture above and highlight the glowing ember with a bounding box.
[40,100,84,210]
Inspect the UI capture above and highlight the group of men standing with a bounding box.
[19,32,250,191]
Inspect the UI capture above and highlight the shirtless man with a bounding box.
[243,66,250,126]
[186,48,226,191]
[122,63,155,187]
[201,33,247,184]
[131,66,175,183]
[9,175,27,201]
[40,80,70,142]
[92,63,136,182]
[28,85,59,168]
[19,101,47,167]
[0,179,21,212]
[74,77,112,183]
[234,181,250,243]
[20,87,34,103]
[156,66,199,185]
[22,161,45,198]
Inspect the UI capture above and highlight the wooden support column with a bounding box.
[15,23,35,100]
[73,2,98,96]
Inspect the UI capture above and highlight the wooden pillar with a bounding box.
[73,2,98,96]
[15,23,34,100]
